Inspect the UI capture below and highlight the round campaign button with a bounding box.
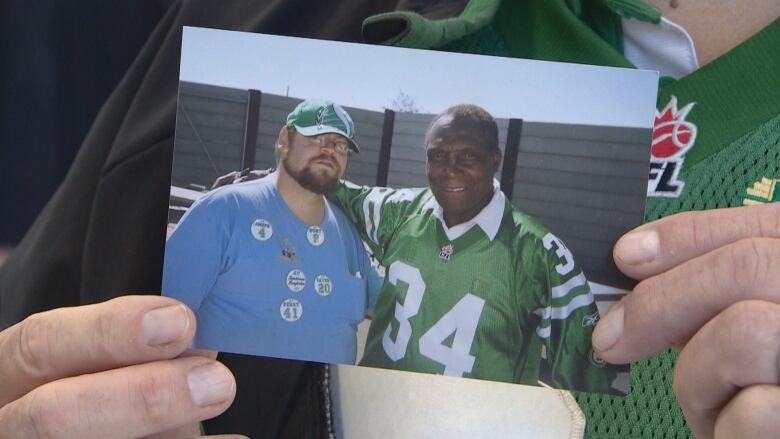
[251,219,273,241]
[314,275,333,296]
[306,226,325,246]
[280,298,303,322]
[286,269,306,292]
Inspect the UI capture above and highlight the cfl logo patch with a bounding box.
[648,96,697,198]
[648,161,684,197]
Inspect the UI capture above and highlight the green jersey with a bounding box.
[361,4,778,437]
[330,181,615,392]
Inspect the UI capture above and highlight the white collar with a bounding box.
[423,179,505,242]
[622,16,699,79]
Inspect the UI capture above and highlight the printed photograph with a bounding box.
[163,26,659,395]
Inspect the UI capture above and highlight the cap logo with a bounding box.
[316,107,326,129]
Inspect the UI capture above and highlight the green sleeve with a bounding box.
[534,232,616,393]
[328,181,423,262]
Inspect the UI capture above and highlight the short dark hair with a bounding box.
[425,104,499,152]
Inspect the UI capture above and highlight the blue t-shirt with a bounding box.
[163,174,381,364]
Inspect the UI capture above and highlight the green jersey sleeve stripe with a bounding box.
[551,294,595,320]
[533,292,596,323]
[550,272,588,298]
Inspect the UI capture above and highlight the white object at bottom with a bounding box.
[330,364,585,439]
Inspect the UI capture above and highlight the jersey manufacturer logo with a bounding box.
[439,244,454,260]
[648,96,697,198]
[582,312,599,327]
[742,177,780,205]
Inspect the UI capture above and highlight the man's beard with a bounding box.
[282,155,340,194]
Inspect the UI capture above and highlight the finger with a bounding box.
[143,421,201,438]
[613,203,780,280]
[592,237,780,362]
[145,350,228,439]
[714,384,780,439]
[0,295,196,406]
[211,171,240,189]
[237,172,261,183]
[180,349,218,360]
[0,356,235,439]
[671,301,780,438]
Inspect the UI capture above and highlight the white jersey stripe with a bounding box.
[534,307,551,319]
[536,325,551,339]
[534,289,595,324]
[550,272,588,299]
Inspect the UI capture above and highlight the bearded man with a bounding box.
[163,99,379,365]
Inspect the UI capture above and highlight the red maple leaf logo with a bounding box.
[651,96,697,159]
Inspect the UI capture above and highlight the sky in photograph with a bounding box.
[181,27,658,128]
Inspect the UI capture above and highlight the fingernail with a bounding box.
[592,303,624,353]
[615,230,659,265]
[187,362,234,406]
[141,304,190,346]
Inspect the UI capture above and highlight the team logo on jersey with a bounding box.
[439,244,454,261]
[307,226,325,246]
[251,218,273,241]
[277,238,300,264]
[286,269,306,292]
[280,298,303,322]
[589,349,606,368]
[742,177,780,205]
[648,96,697,198]
[582,312,599,327]
[314,275,333,296]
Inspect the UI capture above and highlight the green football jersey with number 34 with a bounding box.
[330,180,615,393]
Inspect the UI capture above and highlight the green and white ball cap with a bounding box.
[286,99,360,153]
